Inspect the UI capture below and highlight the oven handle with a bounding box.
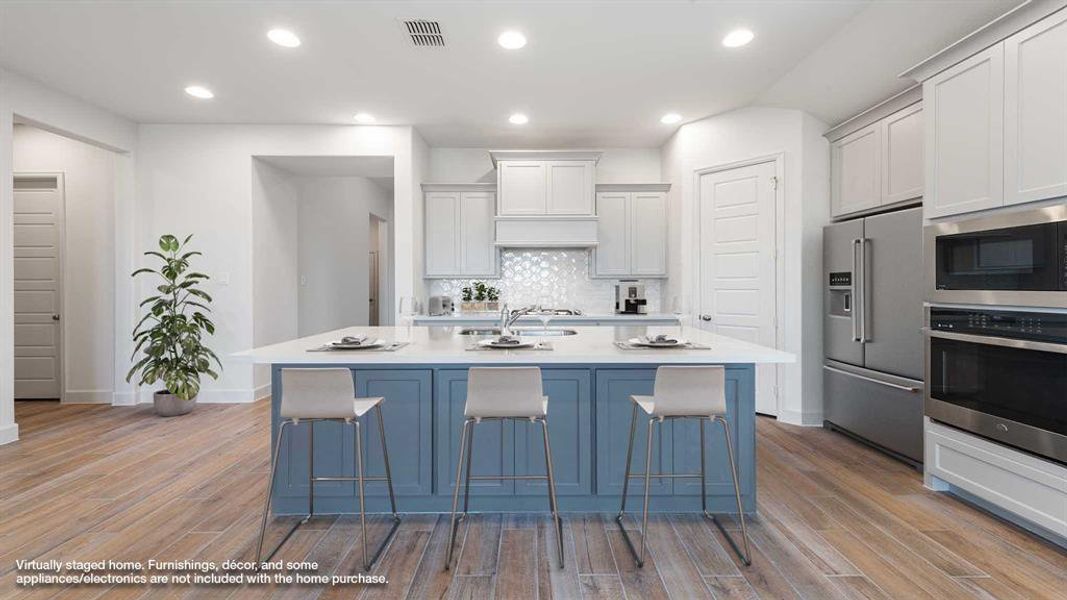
[822,365,921,393]
[926,329,1067,355]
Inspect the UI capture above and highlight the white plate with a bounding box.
[628,337,687,348]
[331,338,386,350]
[478,339,537,350]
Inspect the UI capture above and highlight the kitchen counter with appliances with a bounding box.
[823,206,925,465]
[234,326,793,515]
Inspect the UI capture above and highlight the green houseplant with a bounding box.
[127,234,221,416]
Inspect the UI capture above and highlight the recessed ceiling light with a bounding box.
[722,28,754,48]
[353,113,376,124]
[184,85,214,99]
[660,113,682,125]
[508,113,529,125]
[267,28,301,48]
[498,30,527,50]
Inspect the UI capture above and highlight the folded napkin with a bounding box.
[333,335,369,346]
[493,335,523,346]
[646,334,679,345]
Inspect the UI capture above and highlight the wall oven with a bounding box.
[925,306,1067,464]
[925,204,1067,308]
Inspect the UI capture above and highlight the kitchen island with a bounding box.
[236,326,793,515]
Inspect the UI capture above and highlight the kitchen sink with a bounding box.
[457,327,578,337]
[458,328,502,336]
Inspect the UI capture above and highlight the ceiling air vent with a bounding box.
[403,19,445,47]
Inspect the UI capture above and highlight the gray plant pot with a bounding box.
[153,390,196,417]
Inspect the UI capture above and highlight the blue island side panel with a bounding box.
[270,363,755,514]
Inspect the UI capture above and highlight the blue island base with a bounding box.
[269,364,756,516]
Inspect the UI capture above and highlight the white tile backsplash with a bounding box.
[428,249,661,314]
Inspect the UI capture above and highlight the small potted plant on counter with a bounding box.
[127,234,222,416]
[460,286,476,313]
[473,281,489,311]
[485,286,501,312]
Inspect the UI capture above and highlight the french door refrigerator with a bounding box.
[823,206,925,464]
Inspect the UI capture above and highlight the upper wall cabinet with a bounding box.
[1004,9,1067,207]
[918,8,1066,219]
[830,101,923,219]
[491,151,599,216]
[592,184,669,278]
[423,184,497,278]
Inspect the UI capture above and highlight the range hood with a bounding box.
[494,216,599,248]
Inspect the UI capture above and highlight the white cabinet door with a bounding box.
[630,192,667,276]
[424,191,460,276]
[1004,9,1067,206]
[924,45,1004,218]
[498,162,546,215]
[546,161,594,215]
[594,192,630,276]
[881,104,924,204]
[459,192,496,276]
[831,124,881,217]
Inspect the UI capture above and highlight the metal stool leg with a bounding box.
[375,405,401,521]
[637,418,657,566]
[616,402,639,517]
[256,420,295,563]
[306,420,314,524]
[710,416,751,566]
[354,420,369,570]
[445,418,472,571]
[699,417,708,514]
[540,418,564,568]
[351,411,401,573]
[462,418,475,516]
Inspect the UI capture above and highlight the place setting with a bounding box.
[465,333,553,352]
[307,335,409,353]
[614,333,710,350]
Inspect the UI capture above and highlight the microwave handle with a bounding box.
[852,238,862,342]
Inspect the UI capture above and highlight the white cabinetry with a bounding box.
[423,184,497,278]
[492,151,599,217]
[924,46,1004,218]
[593,184,669,278]
[830,101,923,219]
[1004,9,1067,207]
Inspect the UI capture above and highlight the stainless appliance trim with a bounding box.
[925,398,1067,465]
[822,365,920,392]
[926,329,1067,355]
[924,204,1067,308]
[851,238,862,342]
[860,237,871,343]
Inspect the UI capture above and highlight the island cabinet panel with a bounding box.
[435,369,516,495]
[595,369,674,496]
[671,366,755,500]
[514,369,593,496]
[353,370,433,496]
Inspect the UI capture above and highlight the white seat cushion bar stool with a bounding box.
[615,365,751,567]
[256,368,401,570]
[444,367,565,570]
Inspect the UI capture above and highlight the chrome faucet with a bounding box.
[500,303,538,336]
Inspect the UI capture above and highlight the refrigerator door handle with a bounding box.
[851,238,862,342]
[822,365,920,393]
[860,237,871,343]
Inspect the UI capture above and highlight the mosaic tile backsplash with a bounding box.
[429,249,662,314]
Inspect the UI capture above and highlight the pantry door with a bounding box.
[695,160,779,416]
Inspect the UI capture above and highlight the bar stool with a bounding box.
[445,367,565,570]
[256,368,401,570]
[616,366,751,567]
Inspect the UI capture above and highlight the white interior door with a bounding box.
[696,162,778,415]
[13,175,64,400]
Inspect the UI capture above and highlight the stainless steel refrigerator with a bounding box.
[823,206,925,464]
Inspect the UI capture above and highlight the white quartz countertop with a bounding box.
[413,313,679,323]
[233,326,794,365]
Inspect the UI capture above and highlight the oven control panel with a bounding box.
[929,308,1067,344]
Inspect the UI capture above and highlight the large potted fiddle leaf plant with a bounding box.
[127,234,221,416]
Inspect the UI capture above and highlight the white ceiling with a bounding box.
[0,1,1022,147]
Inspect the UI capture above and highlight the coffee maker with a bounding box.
[615,280,648,314]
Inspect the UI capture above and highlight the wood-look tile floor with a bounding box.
[1,400,1064,599]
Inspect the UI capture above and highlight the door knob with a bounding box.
[699,314,712,321]
[51,314,60,321]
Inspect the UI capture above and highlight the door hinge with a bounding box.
[769,176,779,190]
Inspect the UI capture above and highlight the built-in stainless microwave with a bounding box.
[925,306,1067,464]
[925,204,1067,308]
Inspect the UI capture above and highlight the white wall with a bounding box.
[0,68,137,443]
[428,147,662,184]
[13,125,116,404]
[136,124,418,403]
[661,107,829,426]
[251,160,299,394]
[297,176,391,336]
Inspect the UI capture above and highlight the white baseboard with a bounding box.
[0,422,19,445]
[63,389,114,404]
[112,391,138,406]
[778,409,824,427]
[254,383,271,402]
